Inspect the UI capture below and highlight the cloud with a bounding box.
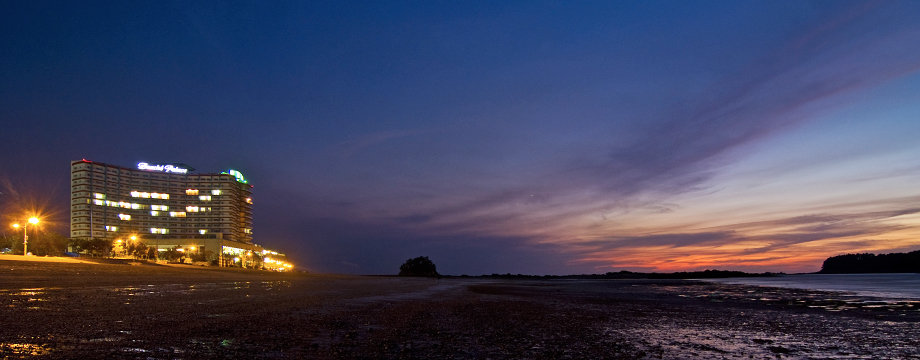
[344,2,920,240]
[579,232,739,251]
[264,2,920,274]
[563,197,920,271]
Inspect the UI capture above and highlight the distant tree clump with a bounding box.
[126,241,150,260]
[820,250,920,273]
[69,238,113,257]
[399,256,439,276]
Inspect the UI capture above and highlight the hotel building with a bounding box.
[70,159,261,260]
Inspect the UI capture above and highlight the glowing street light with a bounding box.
[11,217,39,256]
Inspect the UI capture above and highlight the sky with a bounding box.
[2,1,920,275]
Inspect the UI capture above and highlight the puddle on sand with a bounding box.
[102,281,292,297]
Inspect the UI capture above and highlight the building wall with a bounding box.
[70,160,253,247]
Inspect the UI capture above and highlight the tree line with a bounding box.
[0,232,70,256]
[0,234,123,257]
[397,256,779,279]
[820,250,920,273]
[0,234,217,264]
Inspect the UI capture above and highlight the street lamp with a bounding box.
[11,217,39,256]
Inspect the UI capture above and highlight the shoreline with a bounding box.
[2,260,918,359]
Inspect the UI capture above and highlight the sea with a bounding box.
[704,273,920,300]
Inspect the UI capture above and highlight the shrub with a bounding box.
[398,256,439,276]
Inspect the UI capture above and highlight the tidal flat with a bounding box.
[1,260,918,359]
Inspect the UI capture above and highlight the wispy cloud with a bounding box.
[271,2,920,273]
[361,3,920,237]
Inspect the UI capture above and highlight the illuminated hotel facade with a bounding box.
[70,159,263,261]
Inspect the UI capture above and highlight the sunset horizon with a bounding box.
[3,1,920,275]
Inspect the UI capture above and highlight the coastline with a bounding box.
[2,260,918,359]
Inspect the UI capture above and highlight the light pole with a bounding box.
[11,217,39,256]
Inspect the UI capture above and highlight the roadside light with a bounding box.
[190,246,196,251]
[13,217,39,256]
[130,236,136,240]
[116,239,122,243]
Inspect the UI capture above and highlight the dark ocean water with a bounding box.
[704,273,920,299]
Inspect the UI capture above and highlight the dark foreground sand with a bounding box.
[1,260,918,359]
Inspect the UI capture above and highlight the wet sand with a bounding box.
[1,260,918,359]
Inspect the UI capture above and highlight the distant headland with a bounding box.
[820,250,920,274]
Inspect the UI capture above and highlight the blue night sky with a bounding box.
[2,1,920,274]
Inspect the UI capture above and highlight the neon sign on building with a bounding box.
[222,169,248,184]
[137,162,191,174]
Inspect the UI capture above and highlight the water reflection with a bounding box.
[658,283,920,313]
[0,343,53,356]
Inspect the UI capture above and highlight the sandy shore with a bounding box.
[1,260,918,359]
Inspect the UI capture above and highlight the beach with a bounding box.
[1,259,918,359]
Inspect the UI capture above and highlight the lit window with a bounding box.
[140,192,150,198]
[169,211,186,218]
[94,193,105,199]
[244,228,252,234]
[199,195,212,201]
[118,214,131,221]
[131,203,141,209]
[199,229,207,234]
[130,191,140,197]
[211,189,221,195]
[186,189,199,195]
[150,211,159,216]
[106,226,118,232]
[149,192,169,200]
[149,228,168,234]
[245,198,252,204]
[151,205,169,211]
[186,206,199,212]
[93,199,104,206]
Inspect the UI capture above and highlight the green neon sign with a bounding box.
[222,169,248,184]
